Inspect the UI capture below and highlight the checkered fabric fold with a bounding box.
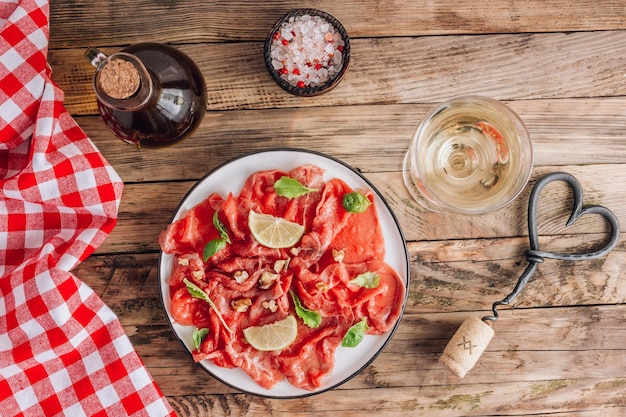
[0,0,175,415]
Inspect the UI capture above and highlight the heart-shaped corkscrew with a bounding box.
[439,172,620,378]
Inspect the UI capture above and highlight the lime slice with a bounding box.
[248,210,305,249]
[243,315,298,351]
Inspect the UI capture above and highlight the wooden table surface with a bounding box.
[49,1,626,416]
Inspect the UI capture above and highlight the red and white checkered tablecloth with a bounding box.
[1,0,175,415]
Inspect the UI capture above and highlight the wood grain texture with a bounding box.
[48,0,626,48]
[75,238,626,326]
[93,163,625,254]
[49,0,626,415]
[75,249,626,414]
[50,31,626,113]
[68,98,626,187]
[115,309,626,415]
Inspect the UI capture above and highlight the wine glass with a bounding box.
[403,96,533,215]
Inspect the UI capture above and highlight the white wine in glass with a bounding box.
[403,96,533,215]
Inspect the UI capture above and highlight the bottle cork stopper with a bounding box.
[439,316,494,378]
[98,58,140,99]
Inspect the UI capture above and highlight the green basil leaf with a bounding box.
[203,237,227,261]
[342,192,372,213]
[184,278,211,303]
[213,211,231,243]
[342,317,369,347]
[289,289,322,329]
[274,176,319,198]
[202,211,231,261]
[184,278,232,335]
[349,271,380,289]
[192,327,209,350]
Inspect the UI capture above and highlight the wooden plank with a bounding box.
[163,380,626,417]
[91,163,626,253]
[49,0,626,48]
[49,31,626,114]
[73,97,626,185]
[114,307,626,414]
[40,1,626,415]
[121,306,626,384]
[78,236,626,325]
[378,164,626,241]
[409,246,626,312]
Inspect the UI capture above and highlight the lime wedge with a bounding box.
[248,210,304,249]
[243,315,298,351]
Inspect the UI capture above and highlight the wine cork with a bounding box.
[98,58,140,99]
[439,316,494,378]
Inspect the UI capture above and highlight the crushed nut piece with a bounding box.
[262,299,278,313]
[192,270,204,280]
[177,258,190,266]
[231,298,252,312]
[234,270,249,284]
[332,249,345,263]
[315,282,330,292]
[274,259,287,273]
[259,270,280,289]
[290,247,302,256]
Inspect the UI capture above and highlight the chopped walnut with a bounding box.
[177,257,190,266]
[315,282,330,292]
[332,249,345,263]
[192,270,204,280]
[262,299,278,313]
[233,270,249,284]
[274,259,289,273]
[290,247,302,256]
[259,271,280,289]
[231,298,252,312]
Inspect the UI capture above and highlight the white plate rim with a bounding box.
[158,148,410,398]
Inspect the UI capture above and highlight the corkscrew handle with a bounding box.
[482,172,620,322]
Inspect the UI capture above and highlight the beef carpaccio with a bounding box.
[159,164,406,390]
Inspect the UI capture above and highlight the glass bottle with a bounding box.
[85,43,207,148]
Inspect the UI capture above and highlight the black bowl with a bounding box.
[264,9,350,96]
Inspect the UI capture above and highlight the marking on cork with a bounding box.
[458,336,477,355]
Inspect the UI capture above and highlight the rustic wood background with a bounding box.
[50,1,626,415]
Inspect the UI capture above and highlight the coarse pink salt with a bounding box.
[269,14,345,89]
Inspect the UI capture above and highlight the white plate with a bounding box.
[158,148,410,398]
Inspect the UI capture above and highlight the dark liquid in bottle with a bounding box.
[98,43,207,148]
